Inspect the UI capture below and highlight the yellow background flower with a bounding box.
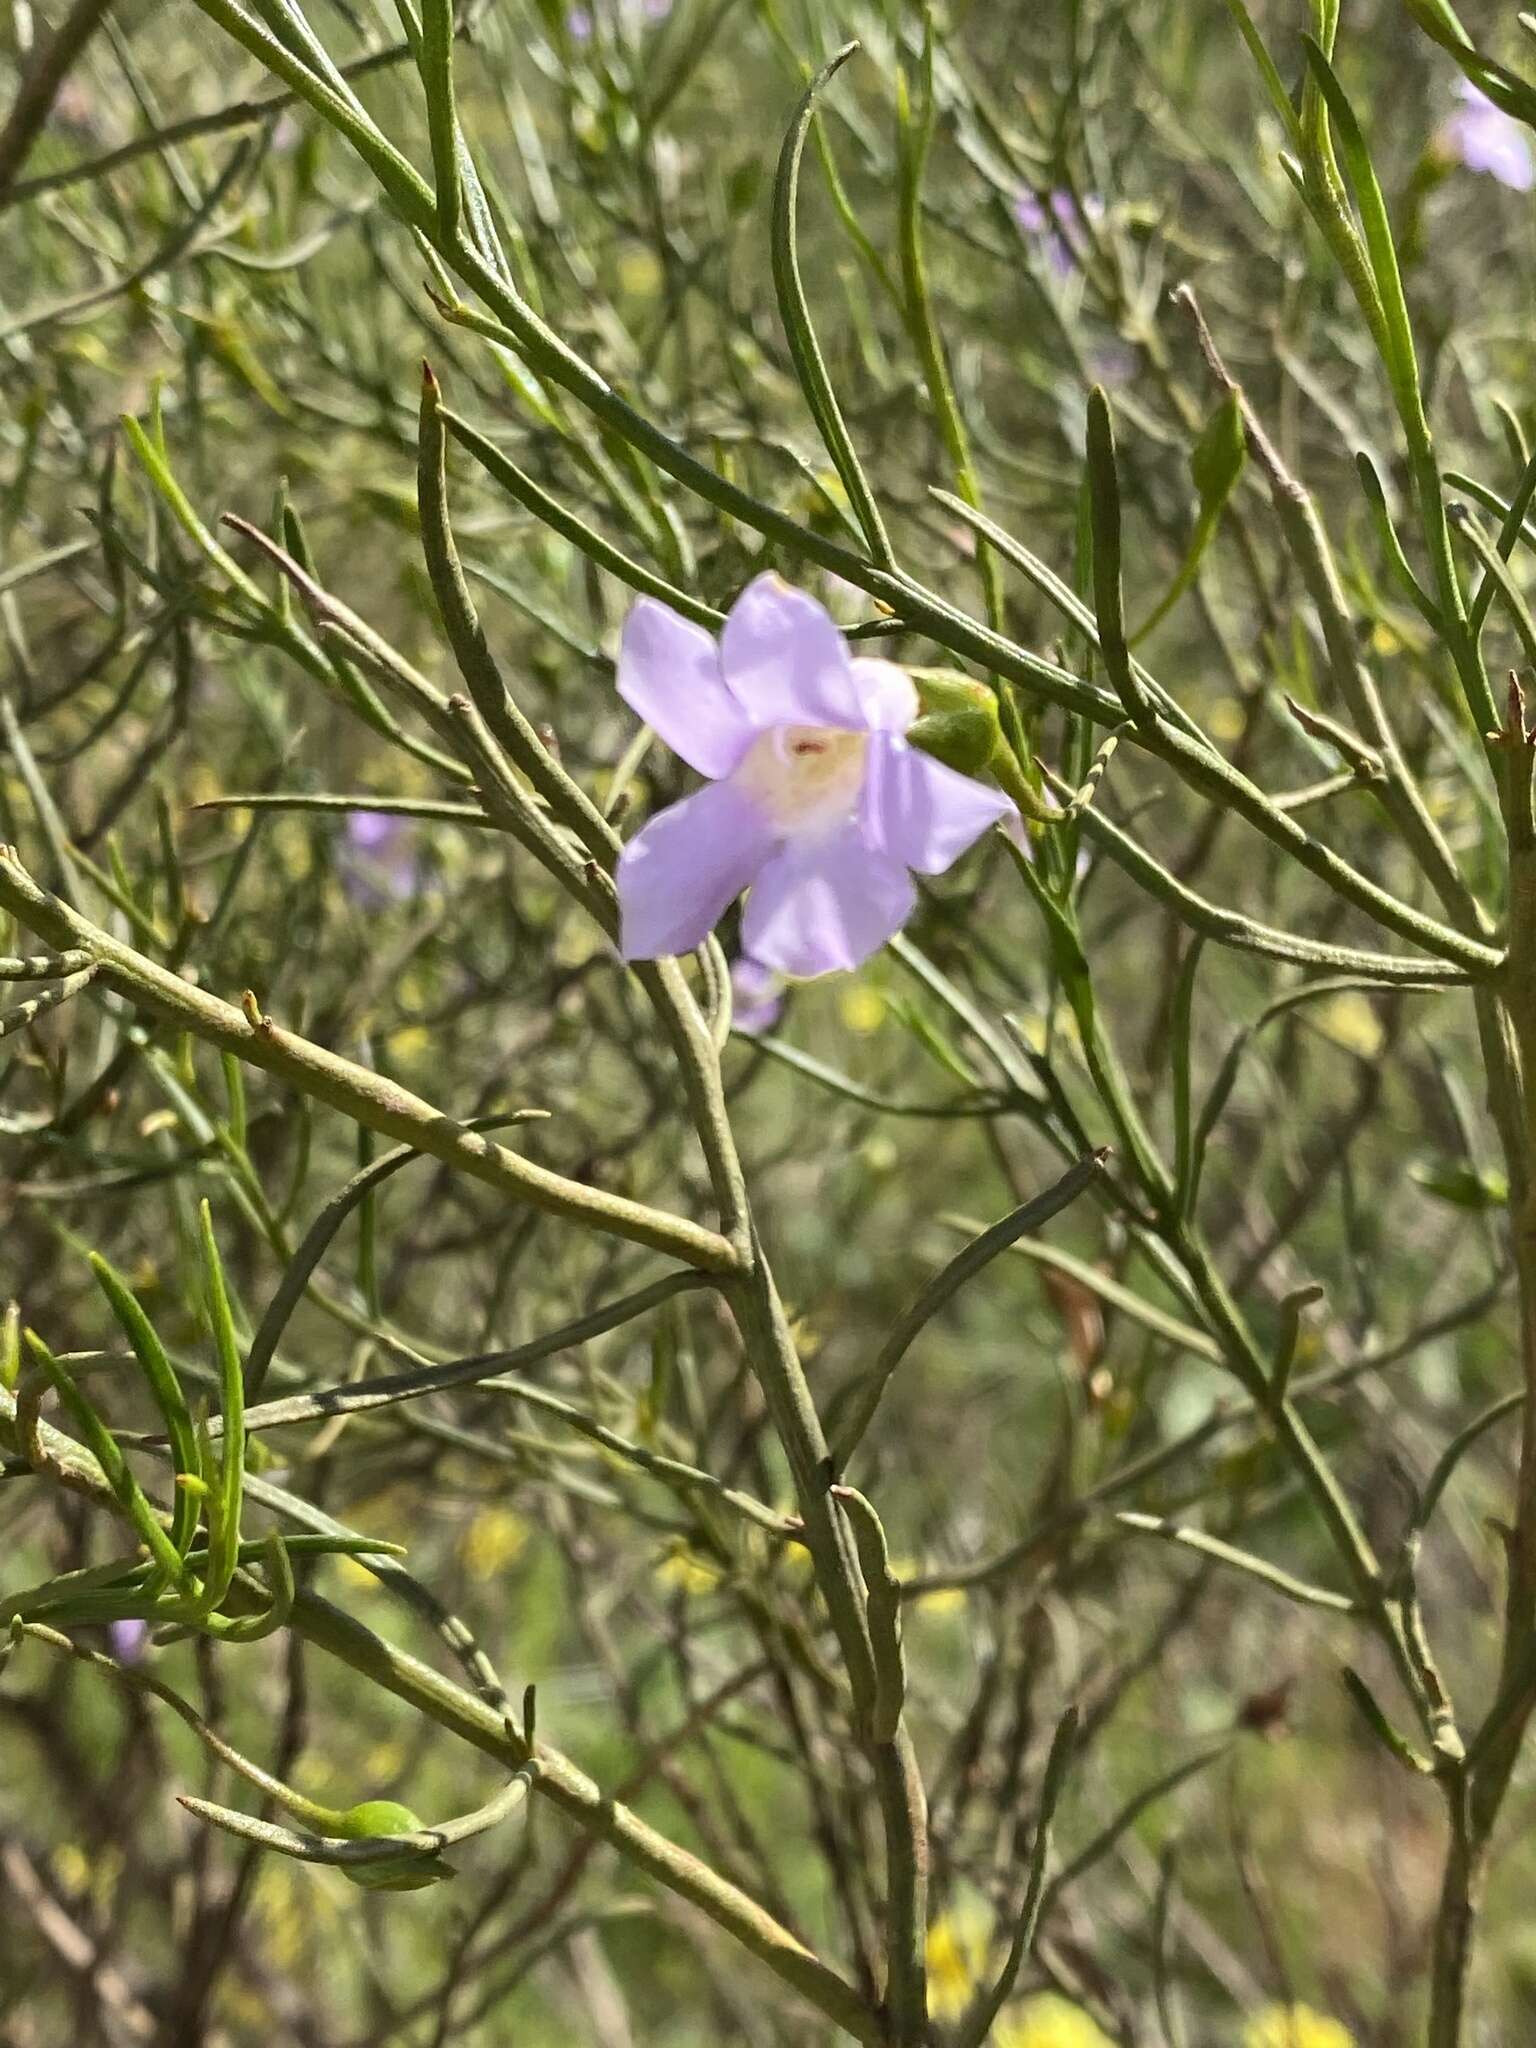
[995,1992,1116,2047]
[1243,2004,1356,2048]
[924,1904,989,2020]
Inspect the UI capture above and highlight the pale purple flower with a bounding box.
[1013,189,1104,277]
[614,575,1013,977]
[731,957,784,1036]
[346,810,401,853]
[567,0,668,40]
[340,810,418,905]
[1439,81,1535,191]
[1087,339,1138,390]
[107,1618,149,1663]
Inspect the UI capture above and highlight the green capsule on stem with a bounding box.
[335,1800,454,1892]
[907,669,1001,776]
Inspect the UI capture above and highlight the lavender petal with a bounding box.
[108,1617,149,1664]
[850,657,919,733]
[617,780,776,959]
[730,956,784,1035]
[860,734,1013,875]
[742,823,915,976]
[617,599,755,777]
[719,573,864,731]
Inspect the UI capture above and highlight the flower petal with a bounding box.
[1013,192,1046,232]
[730,957,784,1036]
[346,810,405,852]
[617,599,755,777]
[850,657,919,733]
[861,734,1013,874]
[617,782,776,960]
[720,573,863,729]
[107,1618,149,1664]
[1444,85,1536,189]
[1459,109,1535,188]
[742,824,914,976]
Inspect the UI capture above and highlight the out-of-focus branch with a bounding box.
[0,0,115,206]
[0,1835,156,2043]
[0,847,738,1273]
[0,1381,882,2045]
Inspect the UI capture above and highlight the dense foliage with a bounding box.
[4,1,1536,2042]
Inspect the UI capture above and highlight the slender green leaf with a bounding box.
[89,1255,201,1559]
[197,1201,245,1606]
[771,44,894,569]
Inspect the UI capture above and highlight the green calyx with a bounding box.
[906,669,1059,824]
[906,669,1002,776]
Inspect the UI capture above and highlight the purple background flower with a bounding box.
[614,577,1012,977]
[1013,189,1104,277]
[731,957,784,1036]
[107,1618,149,1663]
[1086,339,1138,390]
[345,810,402,853]
[566,0,669,42]
[1440,81,1535,191]
[340,809,419,905]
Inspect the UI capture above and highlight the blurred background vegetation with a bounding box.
[2,0,1535,2041]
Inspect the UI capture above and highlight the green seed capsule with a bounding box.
[335,1800,453,1892]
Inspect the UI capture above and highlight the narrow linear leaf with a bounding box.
[23,1332,186,1584]
[1170,937,1205,1218]
[771,43,894,570]
[419,0,460,239]
[956,1706,1079,2047]
[833,1150,1109,1465]
[89,1255,201,1558]
[197,1200,245,1606]
[245,1110,545,1400]
[1084,387,1151,721]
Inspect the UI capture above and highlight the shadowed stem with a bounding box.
[1423,720,1536,2041]
[415,347,930,2035]
[726,1250,929,2037]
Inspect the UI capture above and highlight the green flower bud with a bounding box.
[336,1800,453,1892]
[906,670,1001,776]
[337,1798,424,1836]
